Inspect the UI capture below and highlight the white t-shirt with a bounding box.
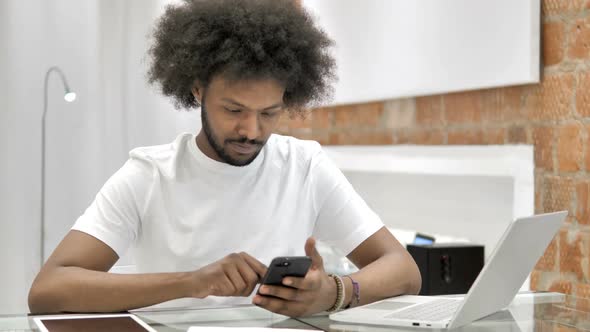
[72,133,383,308]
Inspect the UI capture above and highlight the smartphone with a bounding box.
[260,256,312,286]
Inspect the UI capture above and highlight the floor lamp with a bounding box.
[41,66,76,268]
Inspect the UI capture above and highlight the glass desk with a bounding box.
[1,292,588,331]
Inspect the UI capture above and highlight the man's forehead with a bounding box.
[208,76,285,108]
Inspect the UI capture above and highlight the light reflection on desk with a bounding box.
[1,293,589,332]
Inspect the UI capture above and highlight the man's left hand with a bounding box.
[252,237,338,317]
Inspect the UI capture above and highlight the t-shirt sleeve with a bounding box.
[71,157,153,258]
[310,148,384,256]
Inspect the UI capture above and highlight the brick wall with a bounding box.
[279,1,590,297]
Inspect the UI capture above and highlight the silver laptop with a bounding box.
[330,211,567,329]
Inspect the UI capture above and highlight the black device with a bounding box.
[260,256,312,286]
[407,243,484,295]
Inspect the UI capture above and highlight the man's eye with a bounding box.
[226,108,241,113]
[262,112,277,117]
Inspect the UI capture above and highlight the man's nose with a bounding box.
[237,112,261,141]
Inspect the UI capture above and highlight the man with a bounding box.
[29,0,421,316]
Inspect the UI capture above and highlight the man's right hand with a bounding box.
[191,252,268,298]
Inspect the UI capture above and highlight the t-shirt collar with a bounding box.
[188,134,265,173]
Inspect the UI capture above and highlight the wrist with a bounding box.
[326,274,345,312]
[185,270,208,298]
[342,275,353,308]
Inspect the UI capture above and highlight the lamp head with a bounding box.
[64,91,76,102]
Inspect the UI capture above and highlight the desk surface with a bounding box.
[1,292,588,332]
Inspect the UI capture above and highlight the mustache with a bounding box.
[226,137,264,146]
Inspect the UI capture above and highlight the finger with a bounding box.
[235,257,261,296]
[304,237,324,270]
[240,252,268,279]
[224,262,247,296]
[257,284,302,302]
[283,269,322,291]
[253,294,304,317]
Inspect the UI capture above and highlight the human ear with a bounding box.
[191,85,203,105]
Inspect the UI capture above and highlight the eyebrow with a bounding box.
[221,98,284,111]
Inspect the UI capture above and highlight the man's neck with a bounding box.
[195,131,223,163]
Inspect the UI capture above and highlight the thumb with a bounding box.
[305,237,324,271]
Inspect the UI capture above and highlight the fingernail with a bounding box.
[259,286,267,293]
[283,279,292,286]
[253,296,261,304]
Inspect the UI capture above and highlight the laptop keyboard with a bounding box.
[384,299,462,321]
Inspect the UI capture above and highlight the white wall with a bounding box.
[323,145,535,289]
[0,0,200,314]
[302,0,540,106]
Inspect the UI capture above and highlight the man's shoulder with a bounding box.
[268,134,323,163]
[129,133,192,162]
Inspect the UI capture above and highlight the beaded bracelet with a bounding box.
[343,275,360,309]
[326,274,345,312]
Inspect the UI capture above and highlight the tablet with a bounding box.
[34,313,157,332]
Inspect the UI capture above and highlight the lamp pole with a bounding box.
[41,66,76,268]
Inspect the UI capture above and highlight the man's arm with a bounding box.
[29,230,267,314]
[253,227,420,316]
[343,226,421,306]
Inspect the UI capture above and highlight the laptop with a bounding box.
[330,211,567,329]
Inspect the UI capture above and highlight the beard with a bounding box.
[200,96,265,167]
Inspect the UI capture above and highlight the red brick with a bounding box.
[478,88,523,124]
[501,87,527,123]
[415,96,443,126]
[576,71,590,118]
[530,270,541,290]
[559,229,588,280]
[447,130,485,145]
[555,325,581,332]
[310,108,332,129]
[508,126,528,144]
[576,284,590,312]
[536,172,544,214]
[542,175,574,214]
[576,296,590,313]
[535,235,559,271]
[543,21,566,66]
[577,181,590,225]
[577,282,590,298]
[281,112,312,130]
[483,128,505,144]
[333,102,384,129]
[568,16,590,60]
[576,283,590,312]
[587,124,590,171]
[548,279,573,294]
[557,122,584,172]
[542,0,589,16]
[329,131,393,145]
[533,126,555,171]
[396,130,445,145]
[383,99,416,129]
[525,74,574,121]
[444,92,481,125]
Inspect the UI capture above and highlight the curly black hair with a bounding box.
[147,0,336,115]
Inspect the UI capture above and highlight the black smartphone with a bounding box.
[260,256,312,286]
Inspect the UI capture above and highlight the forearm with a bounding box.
[344,251,421,307]
[28,267,194,314]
